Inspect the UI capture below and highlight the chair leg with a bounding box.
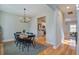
[27,44,29,52]
[32,41,36,48]
[16,42,19,47]
[19,43,22,50]
[22,45,25,52]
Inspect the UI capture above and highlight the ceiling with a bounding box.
[0,4,49,17]
[48,4,76,22]
[0,4,77,22]
[59,4,76,22]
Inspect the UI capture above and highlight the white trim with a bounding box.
[46,41,61,49]
[76,4,79,10]
[46,41,53,45]
[53,43,61,49]
[53,46,57,49]
[3,38,15,42]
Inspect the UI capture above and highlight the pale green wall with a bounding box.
[0,11,29,42]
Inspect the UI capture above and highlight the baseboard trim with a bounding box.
[3,39,15,43]
[53,43,61,49]
[46,41,61,49]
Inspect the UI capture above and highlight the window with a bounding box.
[70,24,76,32]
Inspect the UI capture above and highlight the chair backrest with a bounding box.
[16,32,21,35]
[14,32,21,40]
[28,35,35,40]
[14,33,17,39]
[26,32,33,35]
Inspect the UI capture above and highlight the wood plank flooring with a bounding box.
[38,44,76,55]
[37,37,76,55]
[0,36,76,55]
[0,42,4,55]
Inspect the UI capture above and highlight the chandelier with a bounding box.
[20,8,32,23]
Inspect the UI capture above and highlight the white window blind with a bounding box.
[70,24,76,32]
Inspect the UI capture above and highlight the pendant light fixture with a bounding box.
[20,8,32,23]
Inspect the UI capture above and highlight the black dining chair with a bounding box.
[14,32,36,52]
[14,32,27,52]
[16,32,21,35]
[22,34,36,51]
[29,35,35,46]
[14,33,20,47]
[14,32,24,50]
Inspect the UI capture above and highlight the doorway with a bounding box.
[37,16,46,37]
[59,4,77,49]
[37,16,46,44]
[64,22,77,48]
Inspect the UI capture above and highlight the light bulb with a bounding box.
[66,6,70,9]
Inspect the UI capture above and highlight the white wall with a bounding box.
[46,8,64,47]
[0,11,29,42]
[56,10,64,46]
[46,11,56,46]
[77,10,79,55]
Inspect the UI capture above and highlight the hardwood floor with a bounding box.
[0,42,4,55]
[0,36,76,55]
[37,37,76,55]
[38,44,76,55]
[36,36,47,45]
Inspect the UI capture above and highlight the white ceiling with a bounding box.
[48,4,76,22]
[59,4,76,22]
[0,4,49,17]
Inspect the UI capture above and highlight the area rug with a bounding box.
[4,42,47,55]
